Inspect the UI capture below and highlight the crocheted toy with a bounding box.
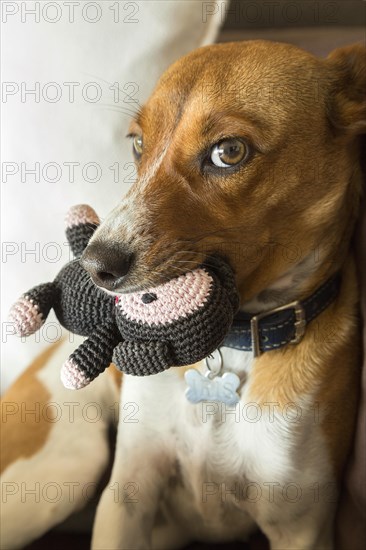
[8,205,239,389]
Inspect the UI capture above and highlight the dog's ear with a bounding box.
[326,43,366,135]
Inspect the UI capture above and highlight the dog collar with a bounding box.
[222,273,341,357]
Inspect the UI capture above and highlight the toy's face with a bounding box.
[115,268,213,326]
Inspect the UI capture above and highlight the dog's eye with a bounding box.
[132,136,143,159]
[210,139,247,168]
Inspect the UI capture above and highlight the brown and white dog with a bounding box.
[1,40,365,550]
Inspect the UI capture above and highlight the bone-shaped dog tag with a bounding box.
[184,369,240,406]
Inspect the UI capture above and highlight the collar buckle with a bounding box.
[250,300,306,358]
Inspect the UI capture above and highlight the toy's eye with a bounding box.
[210,138,247,168]
[132,135,143,159]
[141,292,157,304]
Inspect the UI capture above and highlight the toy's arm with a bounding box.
[61,322,121,389]
[8,282,59,337]
[112,340,175,376]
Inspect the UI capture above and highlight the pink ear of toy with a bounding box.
[8,297,45,337]
[65,204,100,229]
[61,359,91,390]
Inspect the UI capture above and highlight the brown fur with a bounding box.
[1,354,122,475]
[108,363,123,389]
[102,42,365,307]
[248,259,360,477]
[1,342,62,474]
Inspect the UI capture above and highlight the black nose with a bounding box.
[80,241,132,291]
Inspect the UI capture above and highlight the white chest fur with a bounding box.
[118,346,334,544]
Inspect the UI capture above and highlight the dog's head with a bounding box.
[82,41,366,305]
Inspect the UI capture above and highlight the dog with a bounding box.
[1,40,365,550]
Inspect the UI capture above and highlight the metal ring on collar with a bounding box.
[205,348,223,379]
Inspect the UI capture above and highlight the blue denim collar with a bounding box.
[222,272,341,357]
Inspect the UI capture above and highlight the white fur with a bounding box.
[92,347,335,550]
[137,146,169,190]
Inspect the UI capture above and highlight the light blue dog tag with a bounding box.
[185,369,240,406]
